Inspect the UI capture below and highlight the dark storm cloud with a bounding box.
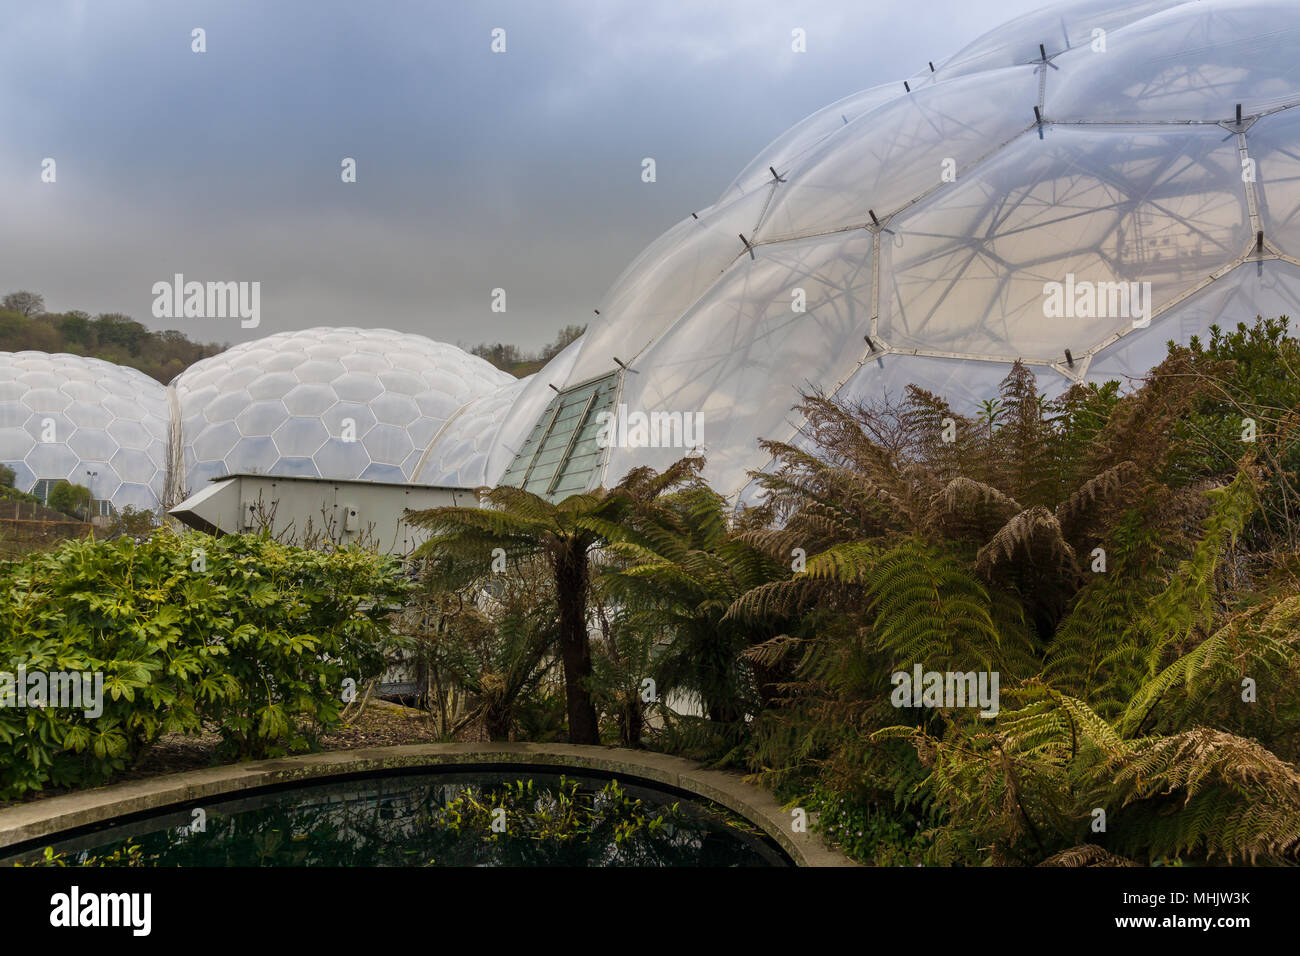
[0,0,1046,352]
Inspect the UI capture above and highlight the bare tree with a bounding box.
[2,291,45,316]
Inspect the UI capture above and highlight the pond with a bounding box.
[2,769,793,867]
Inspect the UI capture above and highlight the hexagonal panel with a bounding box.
[340,353,389,375]
[756,65,1039,242]
[110,448,157,484]
[204,389,251,424]
[294,360,346,384]
[878,124,1247,360]
[24,441,79,479]
[377,369,425,394]
[0,426,36,462]
[360,461,406,483]
[274,457,320,477]
[102,394,145,422]
[236,400,289,437]
[189,459,229,485]
[191,420,241,461]
[64,400,113,430]
[246,372,299,400]
[4,459,36,492]
[113,482,157,511]
[23,388,71,414]
[0,401,26,428]
[283,383,337,417]
[321,402,377,441]
[23,411,73,443]
[67,427,119,461]
[1047,0,1300,123]
[107,418,154,450]
[1088,259,1300,382]
[271,417,329,457]
[227,436,280,474]
[313,438,372,477]
[333,373,384,403]
[371,393,419,426]
[364,424,414,467]
[86,463,122,501]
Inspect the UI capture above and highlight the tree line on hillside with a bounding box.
[0,291,226,384]
[468,324,585,377]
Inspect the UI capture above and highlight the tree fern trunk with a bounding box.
[555,540,600,744]
[484,704,512,741]
[620,699,644,748]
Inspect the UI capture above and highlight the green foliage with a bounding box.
[0,296,224,384]
[46,481,91,520]
[14,841,147,867]
[432,776,682,845]
[0,484,41,507]
[0,531,409,797]
[107,506,161,538]
[404,554,558,741]
[728,316,1300,865]
[0,489,39,509]
[588,600,658,748]
[409,483,626,746]
[409,458,703,746]
[597,471,787,758]
[861,540,1007,673]
[1167,317,1300,547]
[804,782,959,866]
[513,688,569,743]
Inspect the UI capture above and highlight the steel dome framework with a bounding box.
[423,0,1300,501]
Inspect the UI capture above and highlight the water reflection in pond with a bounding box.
[4,770,792,867]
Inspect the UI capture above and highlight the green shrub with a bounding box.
[46,481,91,520]
[805,784,958,866]
[0,531,411,798]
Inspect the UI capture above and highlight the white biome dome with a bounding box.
[174,328,514,492]
[0,352,171,511]
[432,0,1300,502]
[1,330,517,512]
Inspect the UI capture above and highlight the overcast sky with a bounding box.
[0,0,1050,352]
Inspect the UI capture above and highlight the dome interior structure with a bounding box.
[469,0,1300,501]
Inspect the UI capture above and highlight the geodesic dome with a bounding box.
[174,328,514,491]
[437,0,1300,501]
[0,331,516,513]
[0,352,171,511]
